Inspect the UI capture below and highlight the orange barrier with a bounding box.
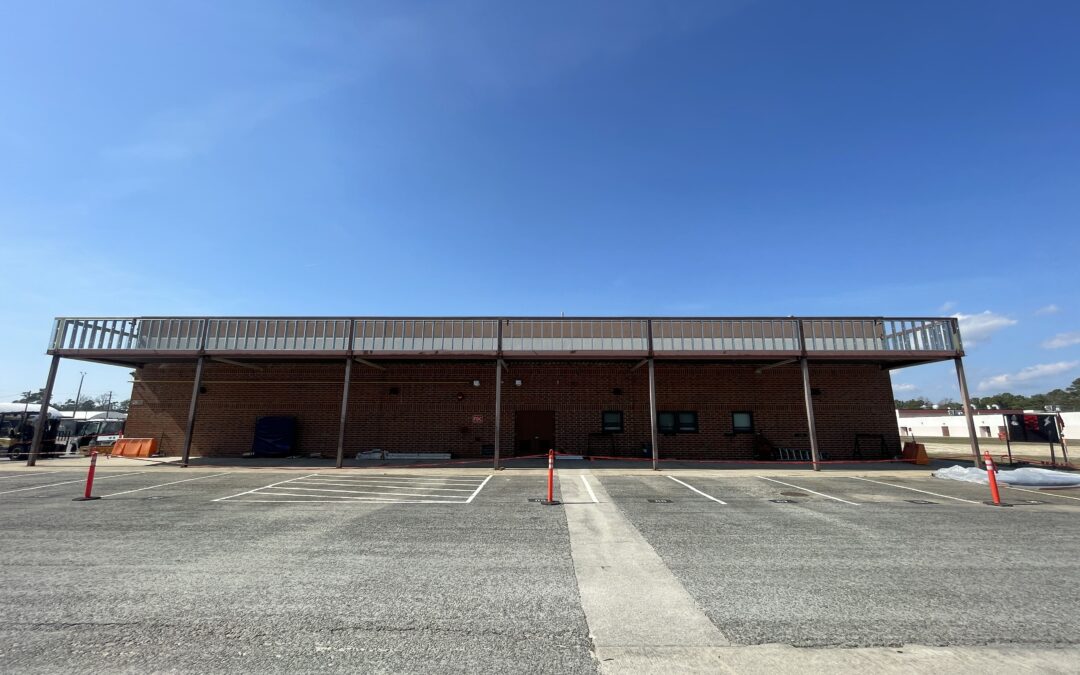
[901,442,929,465]
[111,438,159,458]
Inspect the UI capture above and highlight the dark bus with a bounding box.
[1,413,61,460]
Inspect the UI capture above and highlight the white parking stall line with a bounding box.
[0,472,149,495]
[465,475,493,503]
[580,475,599,504]
[757,476,860,506]
[100,472,231,498]
[259,490,461,502]
[293,479,477,491]
[850,476,980,504]
[212,473,318,502]
[268,486,471,499]
[0,473,58,480]
[1003,485,1080,502]
[308,474,487,485]
[215,473,492,504]
[255,490,462,503]
[231,497,466,504]
[667,476,727,504]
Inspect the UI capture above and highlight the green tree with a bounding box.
[1066,378,1080,406]
[976,392,1040,410]
[54,395,92,410]
[894,397,931,409]
[14,389,44,404]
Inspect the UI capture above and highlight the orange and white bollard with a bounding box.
[73,450,102,502]
[983,451,1003,506]
[542,449,560,505]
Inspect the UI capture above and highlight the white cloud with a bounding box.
[1035,304,1060,315]
[953,311,1016,347]
[938,301,956,313]
[893,383,918,393]
[1042,332,1080,349]
[978,361,1080,392]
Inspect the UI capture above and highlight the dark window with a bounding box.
[676,411,698,433]
[732,411,754,433]
[601,410,624,433]
[658,411,676,434]
[658,411,698,434]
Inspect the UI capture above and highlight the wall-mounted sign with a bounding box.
[472,415,483,424]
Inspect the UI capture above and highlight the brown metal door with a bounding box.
[515,411,555,456]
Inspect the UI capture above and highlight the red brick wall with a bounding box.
[125,360,900,460]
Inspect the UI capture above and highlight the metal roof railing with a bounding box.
[48,316,961,359]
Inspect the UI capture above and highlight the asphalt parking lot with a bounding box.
[1,464,1079,673]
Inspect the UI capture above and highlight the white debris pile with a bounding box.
[933,465,1080,487]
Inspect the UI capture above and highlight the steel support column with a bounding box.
[954,356,982,468]
[335,357,353,469]
[27,355,61,467]
[800,357,821,472]
[648,357,659,471]
[1057,415,1070,464]
[180,355,205,468]
[494,359,503,470]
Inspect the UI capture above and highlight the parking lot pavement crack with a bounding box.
[558,471,730,674]
[708,643,1080,673]
[324,624,582,640]
[13,621,144,629]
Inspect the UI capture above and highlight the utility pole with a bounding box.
[20,396,30,442]
[73,371,86,419]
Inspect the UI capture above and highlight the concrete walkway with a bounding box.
[560,470,729,673]
[559,467,1080,674]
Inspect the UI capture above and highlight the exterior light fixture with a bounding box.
[472,380,481,387]
[514,379,522,387]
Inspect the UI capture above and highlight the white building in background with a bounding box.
[1,404,125,421]
[60,411,128,421]
[0,402,62,418]
[897,409,1078,442]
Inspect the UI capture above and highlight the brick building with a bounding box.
[28,316,981,467]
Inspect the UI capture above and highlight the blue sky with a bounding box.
[1,0,1078,405]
